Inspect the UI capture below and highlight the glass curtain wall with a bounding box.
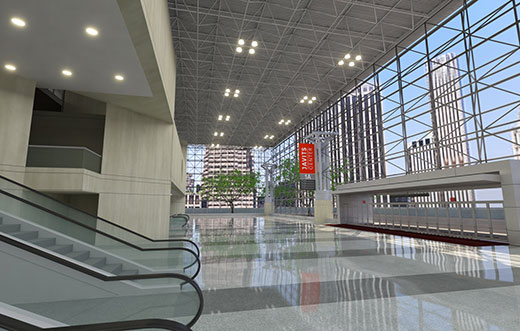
[269,0,520,211]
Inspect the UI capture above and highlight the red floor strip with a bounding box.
[325,223,508,247]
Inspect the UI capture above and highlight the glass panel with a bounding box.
[0,240,201,327]
[0,186,199,279]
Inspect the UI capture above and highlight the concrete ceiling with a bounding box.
[0,0,151,97]
[170,0,462,147]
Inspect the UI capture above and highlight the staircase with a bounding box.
[0,217,139,276]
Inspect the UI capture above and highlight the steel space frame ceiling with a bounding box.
[169,0,459,147]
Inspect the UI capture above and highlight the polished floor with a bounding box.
[180,215,520,331]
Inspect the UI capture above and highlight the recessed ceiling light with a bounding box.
[308,100,313,104]
[303,96,308,100]
[269,135,274,139]
[344,54,351,59]
[300,99,305,103]
[338,60,345,66]
[85,27,99,36]
[225,88,231,93]
[225,115,230,121]
[211,144,215,147]
[10,17,26,28]
[62,69,73,77]
[251,41,258,47]
[249,48,255,55]
[218,115,223,121]
[238,39,245,45]
[220,132,224,137]
[233,93,239,97]
[214,132,218,136]
[225,92,230,97]
[312,96,316,101]
[236,47,243,53]
[278,120,284,125]
[4,64,16,71]
[216,144,220,147]
[235,89,240,94]
[264,135,269,139]
[355,55,362,61]
[349,61,355,67]
[114,74,124,81]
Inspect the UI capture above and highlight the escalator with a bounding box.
[0,231,202,330]
[0,175,204,329]
[0,175,201,279]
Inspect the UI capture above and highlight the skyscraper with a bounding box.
[202,146,255,208]
[407,53,473,202]
[340,83,386,183]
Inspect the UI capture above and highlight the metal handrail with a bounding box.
[0,232,203,329]
[0,189,201,280]
[0,175,200,258]
[0,315,191,331]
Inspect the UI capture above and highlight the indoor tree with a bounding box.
[200,169,259,213]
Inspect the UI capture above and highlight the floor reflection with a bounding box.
[174,216,520,330]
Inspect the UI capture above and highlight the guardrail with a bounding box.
[343,201,506,241]
[26,145,102,173]
[185,208,264,214]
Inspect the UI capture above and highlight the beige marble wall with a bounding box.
[0,73,36,182]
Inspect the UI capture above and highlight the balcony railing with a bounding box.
[26,145,102,173]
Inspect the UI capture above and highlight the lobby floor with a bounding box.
[179,215,520,331]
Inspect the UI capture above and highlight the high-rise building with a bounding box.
[407,53,474,202]
[512,108,520,159]
[202,146,255,208]
[340,83,386,183]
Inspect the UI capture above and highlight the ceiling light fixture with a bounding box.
[311,96,316,101]
[225,92,230,97]
[338,60,344,66]
[235,89,240,94]
[303,96,308,100]
[220,132,224,137]
[114,74,124,81]
[285,120,291,125]
[85,27,99,36]
[236,47,243,53]
[216,144,220,147]
[300,99,305,103]
[214,132,218,136]
[308,100,313,104]
[264,135,269,139]
[349,61,355,67]
[62,69,73,77]
[238,39,245,45]
[10,17,26,27]
[249,48,255,55]
[355,55,362,61]
[278,119,284,125]
[233,93,239,97]
[225,115,230,121]
[4,64,16,71]
[269,135,274,139]
[225,88,231,93]
[218,115,223,121]
[251,41,258,47]
[344,54,351,59]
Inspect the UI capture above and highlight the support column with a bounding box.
[314,190,333,223]
[502,160,520,245]
[262,163,275,216]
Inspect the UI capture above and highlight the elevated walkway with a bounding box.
[333,160,520,245]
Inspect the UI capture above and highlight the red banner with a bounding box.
[299,143,315,174]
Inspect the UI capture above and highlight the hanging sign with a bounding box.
[299,143,315,174]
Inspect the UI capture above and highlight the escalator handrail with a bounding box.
[0,175,200,257]
[171,214,189,227]
[0,189,200,280]
[0,232,204,328]
[0,314,192,331]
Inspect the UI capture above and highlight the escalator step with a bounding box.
[101,263,123,274]
[29,237,56,248]
[0,224,21,233]
[11,231,39,240]
[117,269,139,276]
[47,244,73,254]
[66,250,90,261]
[83,257,107,268]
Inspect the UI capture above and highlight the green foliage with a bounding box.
[329,163,350,191]
[200,169,259,212]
